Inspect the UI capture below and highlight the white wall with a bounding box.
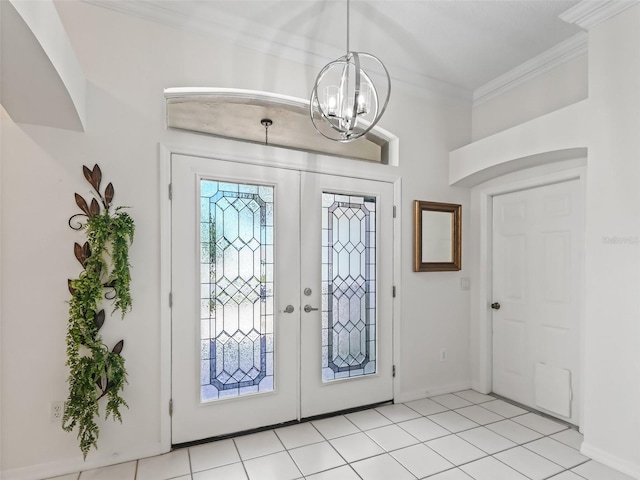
[0,2,472,477]
[383,87,471,402]
[472,56,588,141]
[455,4,640,477]
[580,6,640,475]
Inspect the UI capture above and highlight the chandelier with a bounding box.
[310,0,391,142]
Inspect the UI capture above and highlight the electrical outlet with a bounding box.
[51,401,64,423]
[439,348,447,362]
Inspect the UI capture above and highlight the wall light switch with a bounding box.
[460,277,470,290]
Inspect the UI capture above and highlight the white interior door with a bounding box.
[300,172,394,418]
[492,179,583,425]
[171,154,395,444]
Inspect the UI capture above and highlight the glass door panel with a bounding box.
[322,193,377,382]
[200,180,275,402]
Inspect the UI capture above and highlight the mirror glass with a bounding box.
[421,211,453,262]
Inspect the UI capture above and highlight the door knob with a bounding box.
[304,304,319,313]
[283,305,294,313]
[491,302,501,310]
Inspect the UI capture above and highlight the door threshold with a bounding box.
[172,399,393,450]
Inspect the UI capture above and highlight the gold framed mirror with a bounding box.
[413,200,462,272]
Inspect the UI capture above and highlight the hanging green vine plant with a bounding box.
[63,164,135,458]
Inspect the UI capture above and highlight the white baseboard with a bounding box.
[395,381,472,404]
[424,381,473,398]
[470,380,491,395]
[581,442,640,480]
[1,442,167,480]
[395,389,431,404]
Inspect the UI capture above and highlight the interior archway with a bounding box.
[165,88,399,165]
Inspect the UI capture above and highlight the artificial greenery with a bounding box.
[63,164,135,458]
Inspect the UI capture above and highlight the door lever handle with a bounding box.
[283,305,294,313]
[304,304,319,313]
[491,302,501,310]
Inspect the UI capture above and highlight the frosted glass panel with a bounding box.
[322,193,376,382]
[200,179,274,402]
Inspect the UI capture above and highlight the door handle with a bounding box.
[491,302,501,310]
[283,305,294,314]
[304,304,319,313]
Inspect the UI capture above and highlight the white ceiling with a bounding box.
[85,0,587,97]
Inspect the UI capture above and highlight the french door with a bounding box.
[171,154,394,444]
[300,172,394,418]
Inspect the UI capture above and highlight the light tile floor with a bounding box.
[48,390,635,480]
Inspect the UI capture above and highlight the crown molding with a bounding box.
[559,0,639,30]
[473,32,587,107]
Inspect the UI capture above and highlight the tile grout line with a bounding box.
[133,458,139,480]
[281,445,304,479]
[235,439,252,480]
[309,415,373,477]
[299,421,363,480]
[490,446,573,479]
[185,447,192,479]
[304,420,366,478]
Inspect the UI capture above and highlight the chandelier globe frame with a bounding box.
[309,0,391,143]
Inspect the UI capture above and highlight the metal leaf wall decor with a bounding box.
[64,164,135,458]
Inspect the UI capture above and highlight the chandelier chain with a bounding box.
[346,0,350,55]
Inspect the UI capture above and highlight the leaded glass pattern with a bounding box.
[200,180,274,402]
[322,193,376,382]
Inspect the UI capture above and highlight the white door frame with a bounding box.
[470,160,586,428]
[158,137,402,451]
